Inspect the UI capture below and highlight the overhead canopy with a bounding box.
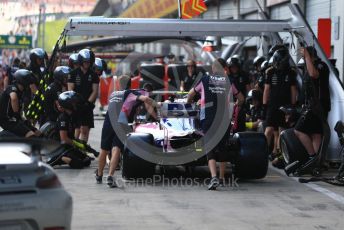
[64,36,197,52]
[65,17,292,37]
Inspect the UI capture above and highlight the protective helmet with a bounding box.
[247,89,262,103]
[268,44,287,57]
[226,56,241,68]
[94,58,107,73]
[272,49,289,70]
[253,56,266,67]
[260,60,269,73]
[29,48,46,63]
[53,66,71,85]
[78,49,95,65]
[68,53,79,68]
[14,69,34,88]
[58,91,83,111]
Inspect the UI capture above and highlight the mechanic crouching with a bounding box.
[188,58,245,190]
[0,69,41,138]
[96,75,157,188]
[245,89,264,132]
[293,46,330,168]
[48,91,92,169]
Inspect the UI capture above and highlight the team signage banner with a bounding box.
[120,0,181,18]
[0,35,33,49]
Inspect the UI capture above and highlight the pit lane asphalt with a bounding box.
[55,115,344,230]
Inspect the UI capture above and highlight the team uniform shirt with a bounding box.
[109,89,149,125]
[194,74,238,123]
[27,64,44,86]
[68,68,99,101]
[183,73,198,92]
[0,85,22,121]
[57,113,75,139]
[265,67,297,109]
[43,82,63,122]
[303,60,330,116]
[228,71,250,96]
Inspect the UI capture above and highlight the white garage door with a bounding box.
[306,0,331,36]
[270,3,291,20]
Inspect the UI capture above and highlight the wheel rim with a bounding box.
[280,138,290,164]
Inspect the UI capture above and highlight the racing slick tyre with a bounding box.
[233,132,269,179]
[122,133,156,179]
[40,121,59,141]
[280,128,308,165]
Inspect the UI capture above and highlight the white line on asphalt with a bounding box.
[270,166,344,205]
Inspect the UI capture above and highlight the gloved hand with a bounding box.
[85,101,95,110]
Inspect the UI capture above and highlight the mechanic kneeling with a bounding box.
[48,91,91,169]
[0,69,41,138]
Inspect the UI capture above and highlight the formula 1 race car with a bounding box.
[120,98,269,180]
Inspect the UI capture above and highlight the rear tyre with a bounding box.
[122,133,156,179]
[233,132,269,179]
[280,129,308,164]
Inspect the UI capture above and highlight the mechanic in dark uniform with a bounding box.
[256,60,269,92]
[68,53,79,70]
[42,66,71,124]
[252,56,267,92]
[294,46,330,164]
[0,70,40,137]
[187,58,244,190]
[68,49,98,143]
[180,60,199,92]
[48,91,91,169]
[263,49,298,162]
[95,75,157,187]
[227,56,250,132]
[27,48,47,88]
[245,89,264,131]
[251,56,265,89]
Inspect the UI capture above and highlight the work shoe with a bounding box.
[107,176,117,188]
[272,156,286,169]
[219,178,225,187]
[269,152,278,161]
[208,177,220,190]
[95,170,102,184]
